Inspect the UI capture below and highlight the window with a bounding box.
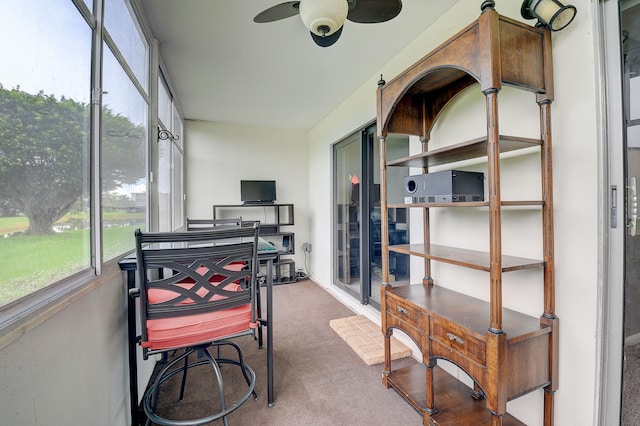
[0,0,92,306]
[158,74,184,232]
[171,107,184,229]
[104,0,148,91]
[101,45,148,260]
[101,0,150,261]
[158,75,172,130]
[0,0,184,320]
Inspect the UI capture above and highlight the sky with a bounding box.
[0,0,147,126]
[0,0,92,103]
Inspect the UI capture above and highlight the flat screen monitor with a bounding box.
[240,180,276,204]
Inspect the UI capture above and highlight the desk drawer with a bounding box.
[386,297,421,329]
[430,319,485,365]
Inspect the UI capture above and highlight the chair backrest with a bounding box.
[134,224,260,351]
[186,217,243,231]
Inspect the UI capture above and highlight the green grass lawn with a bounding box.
[0,211,143,235]
[0,215,143,306]
[0,216,30,235]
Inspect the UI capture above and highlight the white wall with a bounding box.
[307,0,600,425]
[185,120,311,269]
[0,264,144,425]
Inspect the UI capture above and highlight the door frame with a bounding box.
[331,123,375,305]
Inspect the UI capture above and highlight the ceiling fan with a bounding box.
[253,0,403,47]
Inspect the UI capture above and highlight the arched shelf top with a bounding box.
[377,8,553,140]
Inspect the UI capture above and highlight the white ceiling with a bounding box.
[137,0,459,131]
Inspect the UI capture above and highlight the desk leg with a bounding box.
[125,270,140,426]
[267,259,275,407]
[256,279,263,349]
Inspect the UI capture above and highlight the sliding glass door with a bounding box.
[334,129,364,301]
[333,124,410,307]
[621,2,640,423]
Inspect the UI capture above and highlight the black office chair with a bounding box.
[132,224,261,426]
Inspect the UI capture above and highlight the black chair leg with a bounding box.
[145,349,193,422]
[202,348,229,426]
[178,353,189,400]
[216,341,259,401]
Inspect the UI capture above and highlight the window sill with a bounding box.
[0,260,123,351]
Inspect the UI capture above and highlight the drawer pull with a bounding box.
[446,332,465,345]
[397,306,409,315]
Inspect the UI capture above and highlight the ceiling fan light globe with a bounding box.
[299,0,348,37]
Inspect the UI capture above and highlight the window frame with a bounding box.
[157,68,186,232]
[0,0,185,348]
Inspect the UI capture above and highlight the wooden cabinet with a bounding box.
[378,4,557,425]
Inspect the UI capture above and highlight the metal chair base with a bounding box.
[143,341,257,426]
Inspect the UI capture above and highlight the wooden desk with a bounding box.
[119,247,278,425]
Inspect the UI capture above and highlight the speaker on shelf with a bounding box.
[403,170,484,204]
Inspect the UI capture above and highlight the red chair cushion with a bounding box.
[142,304,251,350]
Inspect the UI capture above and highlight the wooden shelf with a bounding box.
[387,135,542,169]
[385,364,526,425]
[388,200,544,209]
[389,243,545,272]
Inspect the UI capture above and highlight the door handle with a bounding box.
[628,177,637,236]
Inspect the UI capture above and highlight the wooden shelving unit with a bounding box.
[378,4,557,425]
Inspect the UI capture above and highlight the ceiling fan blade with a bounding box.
[347,0,402,24]
[310,26,343,47]
[253,1,301,23]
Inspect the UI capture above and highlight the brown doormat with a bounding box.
[329,315,412,365]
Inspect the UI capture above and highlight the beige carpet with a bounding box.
[148,280,423,425]
[330,315,412,365]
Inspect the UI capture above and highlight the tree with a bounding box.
[0,85,145,234]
